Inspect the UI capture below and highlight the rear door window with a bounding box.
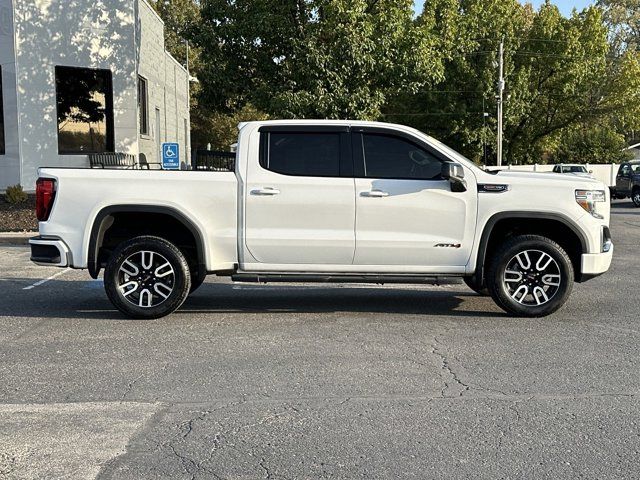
[261,132,341,177]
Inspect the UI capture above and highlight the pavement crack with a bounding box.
[259,457,273,479]
[119,374,143,403]
[431,337,470,398]
[167,443,198,477]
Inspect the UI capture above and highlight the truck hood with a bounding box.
[487,170,605,188]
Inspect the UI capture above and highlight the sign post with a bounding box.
[162,143,180,170]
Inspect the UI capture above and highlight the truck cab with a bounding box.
[30,120,614,319]
[613,161,640,206]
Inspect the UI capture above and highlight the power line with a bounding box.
[381,112,489,116]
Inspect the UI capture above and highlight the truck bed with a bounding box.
[37,168,239,272]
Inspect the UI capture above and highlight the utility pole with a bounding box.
[497,39,505,167]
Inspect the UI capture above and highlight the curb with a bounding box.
[0,232,37,246]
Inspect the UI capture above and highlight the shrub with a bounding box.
[5,184,28,204]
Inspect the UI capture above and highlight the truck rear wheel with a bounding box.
[486,235,574,317]
[104,236,191,319]
[632,189,640,207]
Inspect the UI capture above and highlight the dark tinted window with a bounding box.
[362,133,442,180]
[138,76,149,135]
[55,66,114,154]
[263,132,341,177]
[0,67,4,155]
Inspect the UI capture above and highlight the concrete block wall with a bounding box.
[11,0,138,189]
[0,0,21,189]
[137,0,190,168]
[0,0,190,190]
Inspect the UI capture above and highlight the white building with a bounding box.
[0,0,191,190]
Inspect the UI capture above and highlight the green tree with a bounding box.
[152,0,215,148]
[196,104,270,151]
[152,0,200,66]
[553,125,634,164]
[597,0,640,54]
[196,0,455,119]
[387,0,531,163]
[389,0,640,165]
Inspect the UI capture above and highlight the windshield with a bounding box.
[564,166,587,173]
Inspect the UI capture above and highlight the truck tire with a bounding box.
[486,235,574,318]
[633,189,640,207]
[463,276,489,296]
[104,236,191,319]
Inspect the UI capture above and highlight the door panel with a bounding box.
[352,129,477,268]
[354,178,477,266]
[616,164,632,194]
[244,129,355,266]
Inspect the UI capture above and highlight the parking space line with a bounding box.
[23,268,71,290]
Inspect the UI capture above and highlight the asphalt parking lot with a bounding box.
[1,201,638,479]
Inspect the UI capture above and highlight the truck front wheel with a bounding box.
[486,235,574,317]
[104,236,191,319]
[632,189,640,207]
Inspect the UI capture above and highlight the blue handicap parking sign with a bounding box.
[162,143,180,170]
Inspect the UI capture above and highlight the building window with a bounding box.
[55,66,114,154]
[138,76,149,135]
[0,67,5,155]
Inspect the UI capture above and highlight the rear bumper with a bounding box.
[578,246,613,282]
[29,236,71,267]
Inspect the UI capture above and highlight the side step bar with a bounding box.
[230,273,463,286]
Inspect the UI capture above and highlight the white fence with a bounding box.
[483,164,619,187]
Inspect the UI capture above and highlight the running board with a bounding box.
[230,273,463,286]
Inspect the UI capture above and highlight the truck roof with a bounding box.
[239,119,412,129]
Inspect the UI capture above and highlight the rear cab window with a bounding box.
[259,127,351,177]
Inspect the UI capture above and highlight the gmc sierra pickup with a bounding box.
[30,120,613,319]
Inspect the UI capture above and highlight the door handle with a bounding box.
[361,190,389,198]
[251,187,281,196]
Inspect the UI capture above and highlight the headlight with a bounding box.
[575,190,606,219]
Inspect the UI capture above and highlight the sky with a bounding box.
[414,1,594,17]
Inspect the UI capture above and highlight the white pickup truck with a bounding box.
[30,120,613,319]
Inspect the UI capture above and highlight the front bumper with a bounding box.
[29,236,71,267]
[579,246,613,282]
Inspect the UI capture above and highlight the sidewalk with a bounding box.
[0,232,37,245]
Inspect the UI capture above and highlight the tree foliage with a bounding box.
[553,125,634,164]
[197,0,453,119]
[387,1,640,164]
[597,0,640,54]
[152,0,200,67]
[196,104,270,151]
[156,0,640,163]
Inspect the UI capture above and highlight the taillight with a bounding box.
[36,178,57,222]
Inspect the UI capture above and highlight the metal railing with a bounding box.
[194,150,236,172]
[89,153,138,169]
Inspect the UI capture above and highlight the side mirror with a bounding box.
[589,170,593,174]
[442,162,467,192]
